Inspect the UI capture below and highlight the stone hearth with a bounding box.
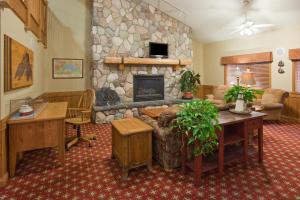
[92,0,193,123]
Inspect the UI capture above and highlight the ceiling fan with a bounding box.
[231,0,274,36]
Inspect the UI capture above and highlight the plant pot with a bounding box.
[182,92,193,99]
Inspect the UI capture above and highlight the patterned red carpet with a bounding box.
[0,121,299,200]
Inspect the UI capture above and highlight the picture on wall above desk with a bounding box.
[4,35,34,92]
[52,58,83,79]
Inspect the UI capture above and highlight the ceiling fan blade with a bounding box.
[230,28,243,35]
[252,24,274,28]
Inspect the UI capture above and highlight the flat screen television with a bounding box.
[149,42,168,58]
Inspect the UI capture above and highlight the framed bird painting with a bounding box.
[4,35,33,92]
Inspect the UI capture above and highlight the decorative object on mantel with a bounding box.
[278,60,285,74]
[104,57,192,71]
[95,87,120,106]
[179,70,201,99]
[4,35,34,92]
[52,58,83,79]
[224,85,263,114]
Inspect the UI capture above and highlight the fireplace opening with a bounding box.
[133,75,164,102]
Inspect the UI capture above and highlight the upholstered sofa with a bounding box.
[206,85,231,110]
[253,88,289,120]
[138,109,192,170]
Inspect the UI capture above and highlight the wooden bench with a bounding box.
[111,118,153,179]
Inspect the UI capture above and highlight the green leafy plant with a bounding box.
[179,70,201,93]
[173,100,221,156]
[224,85,263,103]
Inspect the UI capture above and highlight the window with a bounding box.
[225,63,271,88]
[293,61,300,93]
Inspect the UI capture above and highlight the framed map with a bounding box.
[52,58,83,79]
[4,35,34,91]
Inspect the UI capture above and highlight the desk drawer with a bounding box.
[247,118,262,130]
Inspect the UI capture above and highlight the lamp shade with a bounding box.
[241,69,256,86]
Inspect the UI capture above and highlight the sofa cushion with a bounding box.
[261,88,287,104]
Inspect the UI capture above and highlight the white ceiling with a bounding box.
[146,0,300,43]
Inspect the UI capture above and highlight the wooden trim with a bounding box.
[289,48,300,61]
[123,57,179,65]
[0,0,47,46]
[104,57,122,64]
[0,117,8,187]
[104,57,191,71]
[221,52,273,65]
[179,59,192,66]
[292,62,296,92]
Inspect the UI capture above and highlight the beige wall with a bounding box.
[203,26,300,91]
[192,39,204,83]
[0,9,45,118]
[44,0,92,92]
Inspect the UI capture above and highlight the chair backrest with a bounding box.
[78,89,95,112]
[261,88,289,104]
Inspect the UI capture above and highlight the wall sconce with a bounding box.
[278,60,285,74]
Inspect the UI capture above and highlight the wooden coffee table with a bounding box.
[181,111,267,186]
[111,118,154,179]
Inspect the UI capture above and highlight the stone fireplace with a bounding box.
[133,75,164,102]
[92,0,193,123]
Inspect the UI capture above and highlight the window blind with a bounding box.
[225,64,270,88]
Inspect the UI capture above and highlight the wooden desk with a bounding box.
[7,102,68,177]
[181,111,267,186]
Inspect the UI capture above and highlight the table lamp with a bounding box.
[240,68,256,87]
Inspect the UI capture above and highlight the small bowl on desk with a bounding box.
[19,105,34,116]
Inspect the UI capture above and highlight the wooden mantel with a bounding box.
[104,57,192,71]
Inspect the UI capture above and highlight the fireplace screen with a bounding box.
[133,75,164,102]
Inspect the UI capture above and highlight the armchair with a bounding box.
[254,88,289,120]
[65,89,96,150]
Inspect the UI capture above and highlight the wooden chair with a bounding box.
[65,89,96,150]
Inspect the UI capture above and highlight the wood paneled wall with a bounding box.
[0,0,48,46]
[0,118,8,187]
[196,85,214,99]
[39,91,85,108]
[282,93,300,122]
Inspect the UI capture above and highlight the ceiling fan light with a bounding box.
[240,30,245,36]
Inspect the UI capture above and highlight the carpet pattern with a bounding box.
[0,121,299,200]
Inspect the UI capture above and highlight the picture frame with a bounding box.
[52,58,83,79]
[4,35,34,92]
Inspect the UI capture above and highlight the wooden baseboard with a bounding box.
[281,115,300,123]
[0,172,8,187]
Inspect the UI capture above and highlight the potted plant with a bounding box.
[224,85,263,112]
[173,100,221,157]
[179,70,201,99]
